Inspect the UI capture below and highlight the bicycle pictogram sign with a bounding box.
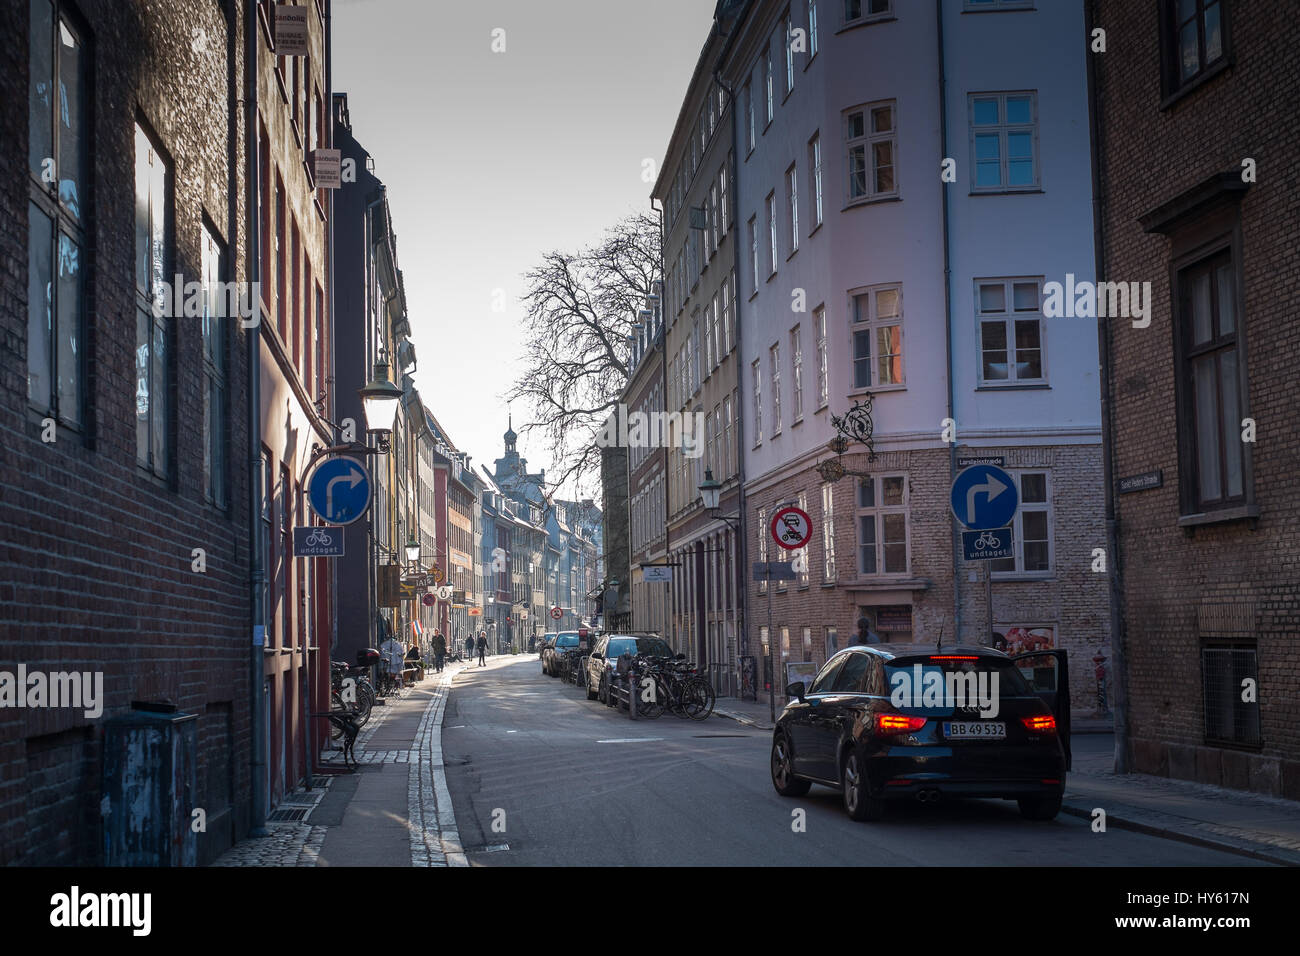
[292,526,345,558]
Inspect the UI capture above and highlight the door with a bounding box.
[817,651,873,781]
[1011,649,1071,770]
[789,656,845,779]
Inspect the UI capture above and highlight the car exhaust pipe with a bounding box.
[916,789,941,804]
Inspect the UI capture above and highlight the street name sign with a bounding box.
[307,457,371,525]
[753,561,797,582]
[641,565,673,583]
[950,464,1018,531]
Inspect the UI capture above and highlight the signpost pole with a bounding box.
[767,570,775,725]
[985,560,993,646]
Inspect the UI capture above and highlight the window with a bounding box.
[748,215,760,293]
[844,0,891,27]
[846,101,896,202]
[719,164,729,236]
[787,164,799,254]
[851,284,904,389]
[770,343,782,436]
[1201,644,1260,746]
[275,173,286,338]
[965,0,1035,8]
[790,325,804,422]
[808,0,819,58]
[809,133,823,229]
[135,124,172,479]
[815,306,829,409]
[825,626,838,658]
[784,13,795,95]
[711,291,721,368]
[1161,0,1228,97]
[970,92,1038,191]
[722,275,734,351]
[752,359,763,445]
[704,302,716,373]
[745,80,756,153]
[709,182,720,253]
[796,491,809,587]
[977,278,1044,384]
[201,225,228,509]
[757,506,769,594]
[857,475,908,575]
[821,483,836,581]
[767,192,778,277]
[28,2,89,428]
[723,393,734,476]
[764,48,774,125]
[991,472,1052,574]
[1178,250,1247,511]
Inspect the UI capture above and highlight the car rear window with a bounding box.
[884,656,1031,699]
[556,633,579,648]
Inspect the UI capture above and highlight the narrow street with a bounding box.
[443,658,1262,867]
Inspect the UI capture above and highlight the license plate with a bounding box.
[943,721,1007,740]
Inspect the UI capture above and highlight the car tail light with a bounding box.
[929,655,979,661]
[1021,714,1057,734]
[1041,778,1060,785]
[876,713,927,735]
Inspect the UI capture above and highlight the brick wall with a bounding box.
[0,0,252,863]
[1096,0,1300,795]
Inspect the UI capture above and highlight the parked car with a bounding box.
[770,643,1070,822]
[539,632,557,661]
[584,633,675,704]
[543,629,590,677]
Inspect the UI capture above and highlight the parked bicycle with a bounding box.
[627,654,715,720]
[329,661,375,738]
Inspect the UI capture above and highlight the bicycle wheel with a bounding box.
[328,691,345,741]
[684,677,716,720]
[354,682,375,725]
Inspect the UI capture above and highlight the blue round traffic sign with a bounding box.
[950,464,1018,530]
[307,456,372,525]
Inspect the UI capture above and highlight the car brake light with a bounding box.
[929,655,979,660]
[1021,714,1057,734]
[876,713,927,734]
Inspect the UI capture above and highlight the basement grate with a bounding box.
[267,807,312,822]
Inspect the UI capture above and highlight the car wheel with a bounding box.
[1017,795,1062,821]
[770,733,811,797]
[842,748,885,822]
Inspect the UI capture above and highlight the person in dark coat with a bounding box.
[432,630,447,672]
[476,632,487,666]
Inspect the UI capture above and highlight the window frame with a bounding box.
[843,0,893,29]
[766,191,778,278]
[28,1,91,431]
[769,341,782,436]
[849,282,905,391]
[975,276,1047,386]
[201,223,230,510]
[855,474,910,577]
[1158,0,1231,103]
[821,482,836,582]
[815,305,829,410]
[989,471,1054,578]
[809,133,823,230]
[790,323,804,423]
[969,91,1040,193]
[134,121,174,482]
[786,162,800,255]
[844,99,898,205]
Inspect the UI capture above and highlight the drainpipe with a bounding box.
[936,0,961,644]
[715,4,750,695]
[364,190,386,657]
[1086,0,1128,773]
[244,0,268,837]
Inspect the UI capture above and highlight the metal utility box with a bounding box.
[102,707,198,867]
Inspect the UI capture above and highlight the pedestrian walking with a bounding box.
[432,629,447,673]
[380,634,405,692]
[477,632,487,666]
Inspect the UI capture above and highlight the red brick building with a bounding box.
[1092,0,1300,795]
[1,0,255,863]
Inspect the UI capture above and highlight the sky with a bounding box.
[333,0,717,488]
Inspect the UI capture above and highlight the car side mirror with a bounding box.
[786,681,807,702]
[592,652,604,660]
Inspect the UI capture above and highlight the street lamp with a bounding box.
[698,469,723,511]
[404,535,420,567]
[358,360,403,444]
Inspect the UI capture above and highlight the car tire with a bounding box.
[842,748,885,822]
[770,733,811,797]
[1017,795,1062,821]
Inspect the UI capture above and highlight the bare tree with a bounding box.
[506,212,661,496]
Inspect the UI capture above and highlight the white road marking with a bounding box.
[597,738,666,744]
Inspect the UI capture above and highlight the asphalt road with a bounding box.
[442,656,1262,867]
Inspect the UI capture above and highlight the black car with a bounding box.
[770,644,1070,821]
[584,634,675,704]
[542,629,589,678]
